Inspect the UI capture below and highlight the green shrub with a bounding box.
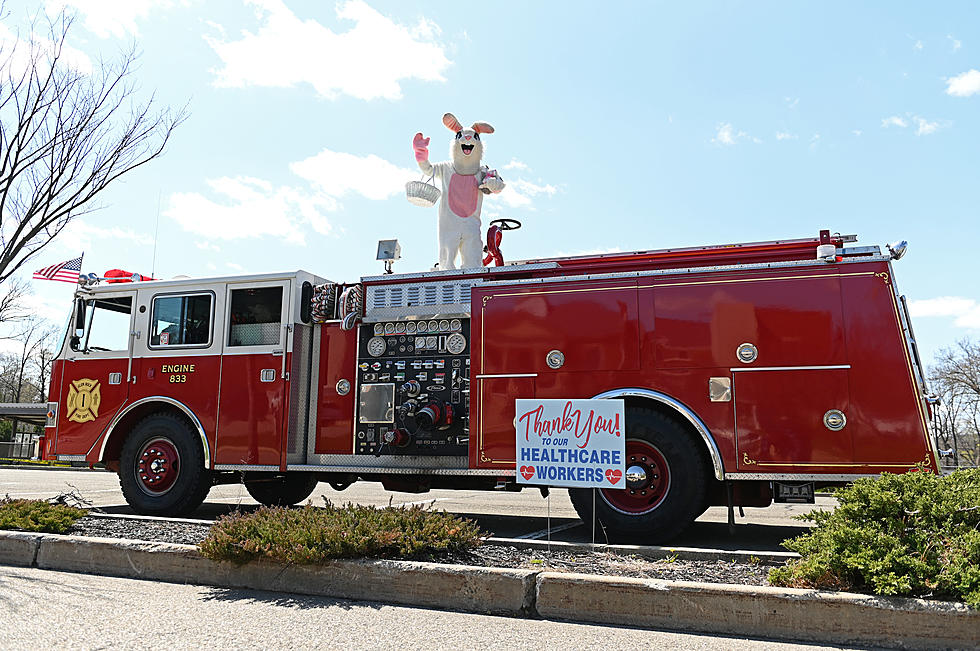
[199,500,485,565]
[0,498,87,534]
[769,468,980,607]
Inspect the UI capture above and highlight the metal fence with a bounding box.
[0,441,37,459]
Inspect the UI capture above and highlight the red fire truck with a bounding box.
[38,229,938,542]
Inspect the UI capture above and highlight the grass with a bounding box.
[0,497,87,534]
[198,499,485,565]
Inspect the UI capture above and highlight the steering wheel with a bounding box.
[489,218,521,231]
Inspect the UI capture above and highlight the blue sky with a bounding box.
[3,0,979,367]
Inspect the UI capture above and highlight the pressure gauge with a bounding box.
[367,336,386,357]
[373,323,384,336]
[395,322,406,334]
[439,319,450,332]
[406,322,417,334]
[425,335,437,349]
[446,333,466,355]
[427,320,438,332]
[415,336,426,349]
[384,323,395,335]
[450,319,462,331]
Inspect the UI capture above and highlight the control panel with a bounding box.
[354,318,470,456]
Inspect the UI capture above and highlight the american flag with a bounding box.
[33,255,83,283]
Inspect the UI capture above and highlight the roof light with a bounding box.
[887,240,908,260]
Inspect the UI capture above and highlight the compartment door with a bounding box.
[215,281,291,467]
[734,368,852,470]
[473,376,535,469]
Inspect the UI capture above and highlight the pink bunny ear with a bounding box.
[471,122,494,134]
[443,113,463,132]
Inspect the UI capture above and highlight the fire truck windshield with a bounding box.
[70,296,132,353]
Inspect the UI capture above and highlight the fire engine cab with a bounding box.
[39,230,938,543]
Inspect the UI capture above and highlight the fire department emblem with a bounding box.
[66,379,101,423]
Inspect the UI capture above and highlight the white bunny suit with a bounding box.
[414,113,505,270]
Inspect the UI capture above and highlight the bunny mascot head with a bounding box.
[412,112,506,269]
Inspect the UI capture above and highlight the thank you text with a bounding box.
[515,399,626,489]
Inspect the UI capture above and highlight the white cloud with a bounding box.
[167,148,420,243]
[167,177,335,245]
[881,114,948,135]
[503,158,529,171]
[852,130,863,137]
[775,131,797,141]
[226,262,243,271]
[711,123,758,146]
[946,69,980,97]
[913,39,924,52]
[914,117,942,136]
[0,22,92,76]
[784,97,799,109]
[206,0,451,101]
[498,178,558,209]
[45,0,181,39]
[712,123,737,145]
[909,296,980,329]
[60,222,154,252]
[290,149,416,201]
[195,241,221,252]
[948,35,962,51]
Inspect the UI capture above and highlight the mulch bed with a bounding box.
[66,515,774,586]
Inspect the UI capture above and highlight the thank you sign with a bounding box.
[515,399,626,489]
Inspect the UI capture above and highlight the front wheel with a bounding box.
[245,473,318,506]
[568,407,708,544]
[119,413,211,516]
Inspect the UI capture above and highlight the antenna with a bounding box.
[151,190,161,277]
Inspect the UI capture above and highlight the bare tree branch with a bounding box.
[0,6,186,283]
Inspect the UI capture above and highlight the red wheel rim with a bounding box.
[135,437,180,496]
[599,440,671,515]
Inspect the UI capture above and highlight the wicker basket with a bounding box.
[406,175,441,207]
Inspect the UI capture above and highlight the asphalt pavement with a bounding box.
[0,566,865,650]
[0,466,832,551]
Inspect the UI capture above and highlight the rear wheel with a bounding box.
[119,413,211,516]
[245,473,318,507]
[568,407,708,544]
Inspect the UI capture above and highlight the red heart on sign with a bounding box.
[605,469,622,485]
[520,465,535,481]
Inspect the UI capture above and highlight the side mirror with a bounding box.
[74,298,86,334]
[300,281,313,324]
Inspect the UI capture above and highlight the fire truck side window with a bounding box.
[76,297,133,352]
[228,287,283,347]
[150,294,213,347]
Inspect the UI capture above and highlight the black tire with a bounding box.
[568,407,709,544]
[245,473,318,507]
[119,412,211,516]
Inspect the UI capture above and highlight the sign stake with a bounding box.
[592,487,596,550]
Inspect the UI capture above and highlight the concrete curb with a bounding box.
[1,531,976,649]
[30,533,536,617]
[0,530,43,566]
[535,572,980,650]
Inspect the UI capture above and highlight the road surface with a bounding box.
[0,566,864,650]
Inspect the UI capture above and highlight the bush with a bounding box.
[0,498,87,534]
[769,468,980,607]
[199,500,485,565]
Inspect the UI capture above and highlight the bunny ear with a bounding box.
[471,122,494,134]
[443,113,463,132]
